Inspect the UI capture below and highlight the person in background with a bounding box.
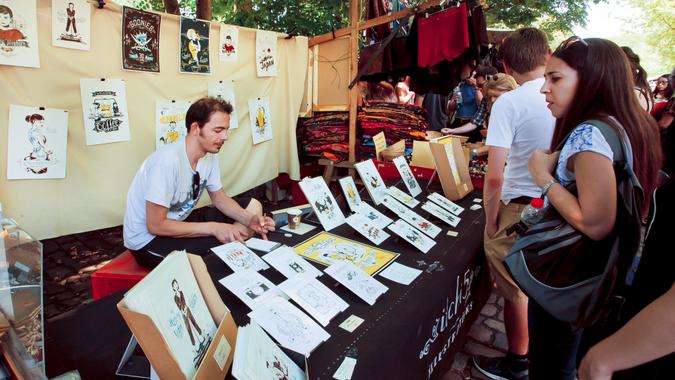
[368,81,397,103]
[528,37,661,379]
[417,92,449,132]
[655,69,675,175]
[473,27,556,380]
[651,74,673,120]
[395,76,415,104]
[621,46,653,112]
[442,66,498,139]
[447,62,482,142]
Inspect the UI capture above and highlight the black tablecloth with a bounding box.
[45,187,489,380]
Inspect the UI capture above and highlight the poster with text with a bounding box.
[218,25,238,62]
[179,17,210,74]
[122,6,160,72]
[247,97,272,144]
[80,78,131,145]
[255,30,277,77]
[7,105,68,179]
[51,0,90,51]
[156,100,191,149]
[0,0,40,68]
[207,80,238,129]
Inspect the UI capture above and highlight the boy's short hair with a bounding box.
[498,28,549,74]
[185,97,233,132]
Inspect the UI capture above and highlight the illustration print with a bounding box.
[52,0,90,50]
[179,17,210,74]
[219,25,238,62]
[122,6,160,72]
[247,97,273,144]
[256,30,277,77]
[0,0,40,68]
[80,78,131,145]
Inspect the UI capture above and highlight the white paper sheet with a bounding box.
[262,246,322,279]
[207,80,238,129]
[245,237,281,252]
[378,262,422,285]
[219,269,282,310]
[339,176,362,212]
[248,97,273,144]
[218,25,238,62]
[255,30,277,77]
[422,201,461,228]
[387,219,436,254]
[155,100,190,149]
[353,202,392,229]
[354,160,387,205]
[298,177,345,231]
[79,78,131,145]
[211,241,270,272]
[280,222,317,235]
[382,195,441,238]
[325,261,388,306]
[333,357,357,380]
[386,187,420,208]
[0,0,40,68]
[428,192,465,215]
[279,275,349,326]
[393,156,422,197]
[51,0,90,51]
[345,213,390,245]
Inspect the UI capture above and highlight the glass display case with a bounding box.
[0,205,45,379]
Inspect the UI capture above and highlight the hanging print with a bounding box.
[255,30,277,77]
[156,100,191,149]
[207,80,238,129]
[7,105,68,179]
[218,25,238,62]
[52,0,90,51]
[122,6,160,72]
[80,78,131,145]
[179,17,210,74]
[0,0,40,68]
[247,97,273,144]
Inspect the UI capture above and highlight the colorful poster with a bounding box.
[255,30,277,77]
[218,25,238,62]
[179,17,210,74]
[156,100,190,149]
[207,80,238,129]
[247,97,273,144]
[6,105,68,179]
[293,232,399,276]
[79,78,131,145]
[122,6,160,72]
[0,0,40,68]
[51,0,90,50]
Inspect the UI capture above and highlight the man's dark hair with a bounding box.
[0,5,13,17]
[475,65,498,78]
[185,96,233,133]
[498,28,549,74]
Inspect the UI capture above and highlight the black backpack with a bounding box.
[504,119,644,329]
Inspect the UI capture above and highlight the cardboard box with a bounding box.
[117,254,237,380]
[429,136,474,200]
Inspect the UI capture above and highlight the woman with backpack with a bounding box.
[526,37,662,379]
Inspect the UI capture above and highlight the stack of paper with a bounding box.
[278,275,349,326]
[232,322,306,380]
[211,241,270,272]
[262,246,323,279]
[123,251,217,379]
[325,261,388,306]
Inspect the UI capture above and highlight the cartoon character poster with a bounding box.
[80,78,131,145]
[0,0,40,68]
[179,17,210,74]
[51,0,90,51]
[122,6,160,72]
[247,97,273,145]
[255,30,277,77]
[218,25,238,62]
[6,105,68,179]
[207,80,238,129]
[156,100,190,149]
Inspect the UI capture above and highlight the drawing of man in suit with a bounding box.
[172,279,203,346]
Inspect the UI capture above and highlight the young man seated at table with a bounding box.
[123,97,275,269]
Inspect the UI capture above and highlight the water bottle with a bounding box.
[520,198,548,227]
[454,86,463,105]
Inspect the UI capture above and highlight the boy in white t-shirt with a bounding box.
[123,97,275,269]
[473,28,556,380]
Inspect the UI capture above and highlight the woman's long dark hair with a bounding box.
[621,46,653,107]
[550,38,662,202]
[653,74,673,99]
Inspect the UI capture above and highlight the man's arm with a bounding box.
[579,283,675,380]
[209,189,275,239]
[146,201,222,238]
[483,146,509,238]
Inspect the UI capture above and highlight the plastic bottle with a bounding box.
[454,86,463,105]
[520,198,548,227]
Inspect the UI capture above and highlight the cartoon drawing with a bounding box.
[244,282,269,300]
[255,106,267,135]
[288,261,305,274]
[0,5,25,43]
[160,120,180,145]
[222,35,235,56]
[131,31,151,52]
[370,175,380,188]
[22,114,52,174]
[272,310,310,345]
[297,284,335,315]
[259,47,274,71]
[266,356,290,380]
[172,279,204,347]
[187,28,201,67]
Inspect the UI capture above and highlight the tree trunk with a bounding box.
[162,0,179,15]
[196,0,212,20]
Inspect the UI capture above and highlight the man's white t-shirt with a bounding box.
[123,139,223,250]
[486,77,555,201]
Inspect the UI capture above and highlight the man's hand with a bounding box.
[485,218,499,239]
[212,223,245,243]
[247,214,276,240]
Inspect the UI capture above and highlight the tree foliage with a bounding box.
[620,0,674,75]
[484,0,603,34]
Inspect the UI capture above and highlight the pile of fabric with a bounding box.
[358,101,428,160]
[299,112,349,161]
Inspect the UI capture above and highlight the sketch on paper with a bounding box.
[298,177,345,231]
[325,261,388,306]
[207,80,238,129]
[387,219,436,253]
[52,0,90,51]
[7,105,68,179]
[218,25,238,62]
[80,78,131,145]
[354,159,387,205]
[427,192,464,215]
[293,232,398,275]
[382,195,441,238]
[156,100,190,149]
[278,275,348,326]
[219,269,282,310]
[179,17,210,74]
[393,155,422,197]
[247,97,273,144]
[211,241,270,273]
[422,201,461,227]
[255,30,277,77]
[339,176,362,212]
[345,213,390,245]
[386,186,420,208]
[262,246,322,279]
[0,0,40,68]
[353,202,392,229]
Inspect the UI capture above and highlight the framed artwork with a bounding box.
[155,100,190,149]
[6,105,68,179]
[207,80,238,129]
[52,0,90,51]
[293,232,399,275]
[247,97,273,145]
[122,6,160,72]
[0,0,40,68]
[179,17,210,74]
[255,30,277,77]
[218,25,238,62]
[393,156,422,197]
[79,78,131,145]
[297,177,345,231]
[338,176,362,212]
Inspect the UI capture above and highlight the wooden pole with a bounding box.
[162,0,179,15]
[347,0,360,163]
[196,0,212,20]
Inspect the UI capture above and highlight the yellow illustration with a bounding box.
[293,232,399,275]
[347,184,356,201]
[255,106,267,134]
